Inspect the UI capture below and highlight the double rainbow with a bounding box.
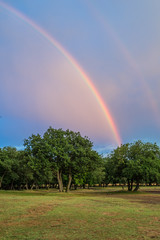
[88,2,160,123]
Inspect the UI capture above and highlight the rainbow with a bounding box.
[0,1,122,146]
[88,2,160,123]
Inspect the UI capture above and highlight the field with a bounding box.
[0,187,160,240]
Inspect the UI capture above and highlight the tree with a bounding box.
[43,127,69,192]
[123,141,160,191]
[24,134,53,189]
[43,127,101,192]
[0,147,18,189]
[14,150,34,190]
[106,143,129,188]
[106,141,160,191]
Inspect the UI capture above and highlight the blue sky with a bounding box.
[0,0,160,154]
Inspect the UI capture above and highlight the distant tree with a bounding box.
[106,143,129,187]
[123,141,160,191]
[0,147,18,189]
[71,150,103,189]
[14,150,34,190]
[106,141,160,191]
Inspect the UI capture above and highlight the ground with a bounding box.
[0,186,160,240]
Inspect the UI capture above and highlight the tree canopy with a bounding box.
[105,141,160,191]
[0,128,160,192]
[24,127,102,192]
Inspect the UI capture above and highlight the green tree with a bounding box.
[14,150,34,190]
[24,134,53,189]
[43,127,101,192]
[43,128,69,192]
[106,141,160,191]
[0,147,18,189]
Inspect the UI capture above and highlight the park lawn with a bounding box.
[0,187,160,240]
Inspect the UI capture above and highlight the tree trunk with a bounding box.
[30,183,35,190]
[130,179,133,191]
[10,181,14,190]
[128,179,133,191]
[66,169,72,192]
[128,179,131,191]
[57,170,63,192]
[25,183,29,190]
[133,182,139,191]
[0,172,6,189]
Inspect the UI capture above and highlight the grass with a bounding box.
[0,187,160,240]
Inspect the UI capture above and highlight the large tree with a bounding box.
[43,127,101,192]
[106,141,160,191]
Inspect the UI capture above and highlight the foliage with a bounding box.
[1,127,160,191]
[43,127,101,191]
[106,141,160,191]
[0,147,18,189]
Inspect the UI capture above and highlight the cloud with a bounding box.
[94,144,117,157]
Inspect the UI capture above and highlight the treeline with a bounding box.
[0,127,160,192]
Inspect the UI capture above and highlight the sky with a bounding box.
[0,0,160,155]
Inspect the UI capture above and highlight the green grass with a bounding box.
[0,187,160,240]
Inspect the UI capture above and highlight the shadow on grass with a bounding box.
[0,187,160,198]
